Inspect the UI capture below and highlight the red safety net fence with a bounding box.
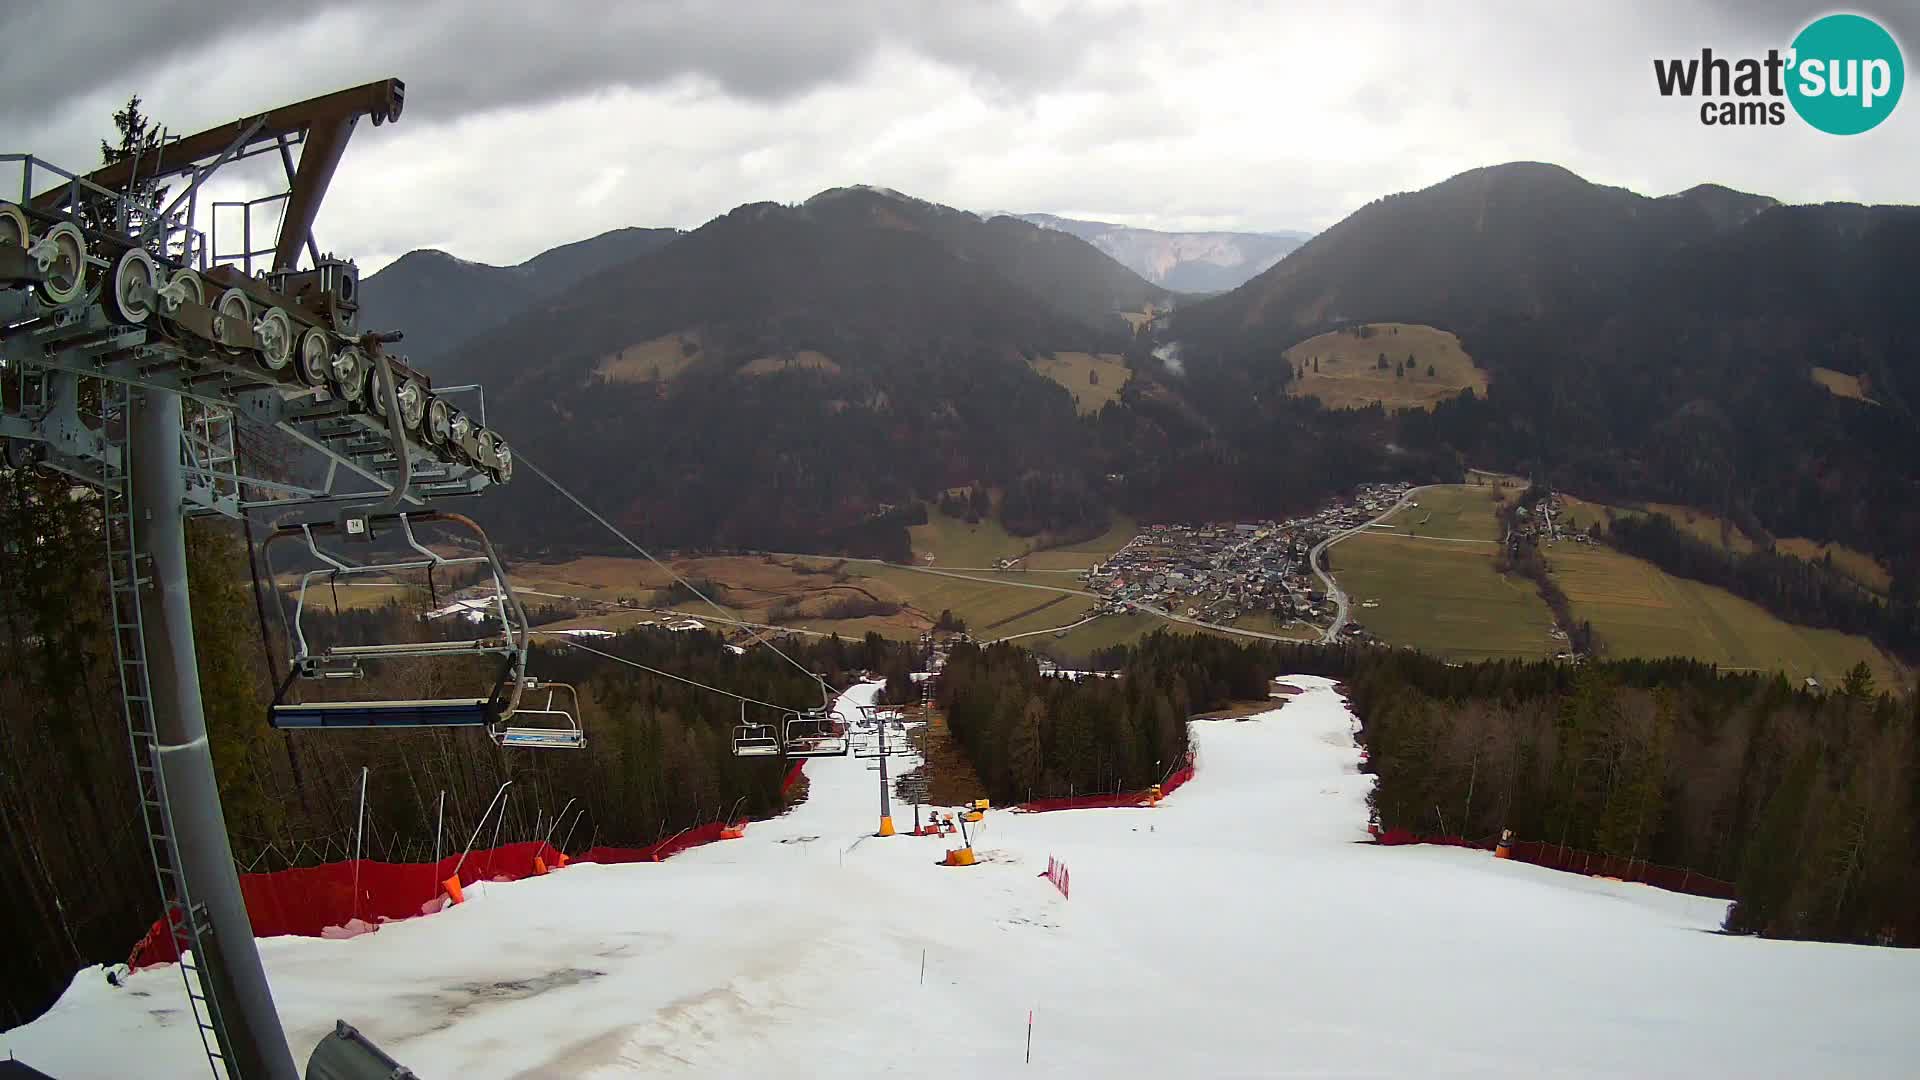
[1016,754,1196,813]
[1371,829,1736,900]
[130,821,748,969]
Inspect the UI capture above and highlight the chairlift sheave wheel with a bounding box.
[447,410,475,461]
[396,380,426,431]
[31,221,87,306]
[107,247,159,324]
[253,306,295,371]
[159,267,204,320]
[295,327,331,386]
[489,439,513,483]
[0,203,28,251]
[425,395,453,446]
[331,345,368,404]
[473,428,501,472]
[213,287,252,352]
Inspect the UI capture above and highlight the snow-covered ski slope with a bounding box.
[7,677,1918,1077]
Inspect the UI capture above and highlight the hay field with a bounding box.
[1334,533,1559,661]
[1283,323,1487,411]
[1552,544,1906,689]
[1028,351,1131,415]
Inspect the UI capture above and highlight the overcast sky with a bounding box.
[6,0,1913,272]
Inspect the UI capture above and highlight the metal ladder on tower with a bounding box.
[101,378,233,1079]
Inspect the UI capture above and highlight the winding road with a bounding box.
[1309,486,1428,643]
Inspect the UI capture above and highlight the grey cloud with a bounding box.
[3,0,1134,129]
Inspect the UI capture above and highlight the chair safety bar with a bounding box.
[268,698,496,730]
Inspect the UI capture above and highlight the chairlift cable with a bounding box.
[512,450,834,695]
[528,630,802,713]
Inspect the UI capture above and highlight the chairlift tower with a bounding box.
[1,79,529,1078]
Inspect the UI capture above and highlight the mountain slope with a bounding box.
[356,226,682,367]
[1173,161,1920,584]
[446,191,1166,556]
[805,188,1171,328]
[1016,212,1310,292]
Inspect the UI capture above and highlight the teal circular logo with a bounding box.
[1787,14,1904,134]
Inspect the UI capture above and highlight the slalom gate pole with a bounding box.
[1026,1009,1033,1064]
[352,766,368,922]
[451,780,514,882]
[484,789,511,877]
[541,796,578,857]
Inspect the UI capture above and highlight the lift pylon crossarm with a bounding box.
[31,78,404,208]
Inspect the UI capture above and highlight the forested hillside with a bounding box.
[434,186,1450,560]
[1175,163,1920,594]
[356,227,682,368]
[989,632,1920,948]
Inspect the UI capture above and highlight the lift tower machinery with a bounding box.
[1,79,536,1078]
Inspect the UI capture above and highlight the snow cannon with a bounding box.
[942,846,977,867]
[963,798,989,823]
[1495,829,1513,860]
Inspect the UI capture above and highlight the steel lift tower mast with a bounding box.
[2,79,523,1078]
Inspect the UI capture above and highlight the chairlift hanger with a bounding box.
[259,507,534,732]
[495,679,585,750]
[731,699,781,757]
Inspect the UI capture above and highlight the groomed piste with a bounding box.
[6,678,1918,1076]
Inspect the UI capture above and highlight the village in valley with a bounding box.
[1077,482,1414,637]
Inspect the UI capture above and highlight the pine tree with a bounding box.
[1009,696,1045,797]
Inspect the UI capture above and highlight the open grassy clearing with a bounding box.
[910,505,1135,570]
[1335,533,1559,661]
[1019,515,1136,571]
[1557,496,1891,597]
[1283,322,1488,411]
[1811,366,1878,404]
[512,554,928,638]
[1775,537,1894,595]
[1557,495,1760,553]
[847,564,1098,640]
[1227,612,1323,640]
[1031,611,1169,663]
[738,350,841,377]
[1551,544,1907,689]
[593,332,703,384]
[1027,351,1131,415]
[1374,483,1505,542]
[909,506,1031,566]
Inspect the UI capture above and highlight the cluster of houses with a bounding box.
[1082,483,1413,629]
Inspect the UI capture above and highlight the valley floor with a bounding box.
[8,680,1918,1076]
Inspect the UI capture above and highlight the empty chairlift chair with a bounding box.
[781,709,849,757]
[494,680,585,749]
[262,510,539,732]
[732,723,781,757]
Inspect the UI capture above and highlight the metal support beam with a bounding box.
[132,387,300,1080]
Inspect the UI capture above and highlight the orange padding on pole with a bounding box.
[442,876,465,905]
[534,856,549,875]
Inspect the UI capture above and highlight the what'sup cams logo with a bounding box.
[1655,12,1904,133]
